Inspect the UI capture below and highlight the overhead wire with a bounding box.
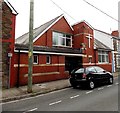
[50,0,77,21]
[82,0,120,23]
[50,0,120,24]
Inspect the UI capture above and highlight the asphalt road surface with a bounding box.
[2,77,119,112]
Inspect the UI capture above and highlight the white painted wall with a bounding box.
[94,30,113,50]
[94,29,115,72]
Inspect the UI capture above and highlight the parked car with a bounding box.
[69,66,113,89]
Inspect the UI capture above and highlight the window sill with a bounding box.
[97,62,110,64]
[46,63,51,65]
[52,45,72,48]
[33,63,38,65]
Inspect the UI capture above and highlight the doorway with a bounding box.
[65,56,83,73]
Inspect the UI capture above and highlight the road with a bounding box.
[2,77,119,112]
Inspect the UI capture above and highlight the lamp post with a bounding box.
[27,0,34,93]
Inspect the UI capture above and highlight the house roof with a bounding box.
[15,14,73,45]
[4,0,18,15]
[94,29,112,36]
[94,38,112,51]
[94,29,120,41]
[15,44,84,57]
[72,20,94,30]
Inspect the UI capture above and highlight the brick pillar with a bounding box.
[1,1,12,88]
[2,42,10,88]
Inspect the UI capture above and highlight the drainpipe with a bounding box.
[17,49,20,88]
[112,51,115,73]
[8,53,12,88]
[94,49,97,66]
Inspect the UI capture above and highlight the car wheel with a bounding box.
[109,77,113,84]
[70,80,77,88]
[71,83,77,88]
[89,81,95,89]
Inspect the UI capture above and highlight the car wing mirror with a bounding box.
[103,70,106,73]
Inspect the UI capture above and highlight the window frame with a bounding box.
[116,54,120,67]
[52,31,72,47]
[88,57,92,63]
[33,55,38,64]
[98,50,109,63]
[46,55,51,64]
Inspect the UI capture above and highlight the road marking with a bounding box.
[70,95,79,99]
[107,85,112,87]
[2,88,70,105]
[115,83,119,85]
[23,108,38,113]
[1,99,19,105]
[98,87,104,90]
[86,91,93,94]
[28,108,38,112]
[49,100,62,106]
[48,88,70,94]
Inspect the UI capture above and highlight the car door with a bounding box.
[94,66,107,83]
[102,71,111,82]
[87,67,98,82]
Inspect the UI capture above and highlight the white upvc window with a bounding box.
[116,40,120,51]
[52,32,72,47]
[33,55,38,64]
[116,55,120,67]
[98,51,109,63]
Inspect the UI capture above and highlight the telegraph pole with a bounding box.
[118,1,120,112]
[27,0,34,93]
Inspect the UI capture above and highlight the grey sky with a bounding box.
[8,0,119,38]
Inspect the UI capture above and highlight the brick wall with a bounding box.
[34,17,73,47]
[1,2,12,88]
[14,53,68,86]
[72,22,94,65]
[1,1,16,88]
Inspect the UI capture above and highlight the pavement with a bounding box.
[0,72,119,103]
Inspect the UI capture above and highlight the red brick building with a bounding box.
[14,15,84,87]
[11,15,113,87]
[1,0,17,88]
[73,21,112,71]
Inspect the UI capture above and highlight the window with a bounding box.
[33,55,38,64]
[98,51,109,63]
[66,38,71,46]
[52,32,72,47]
[116,55,120,67]
[46,55,51,64]
[88,57,92,63]
[116,40,119,51]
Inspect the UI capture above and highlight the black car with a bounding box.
[69,66,113,89]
